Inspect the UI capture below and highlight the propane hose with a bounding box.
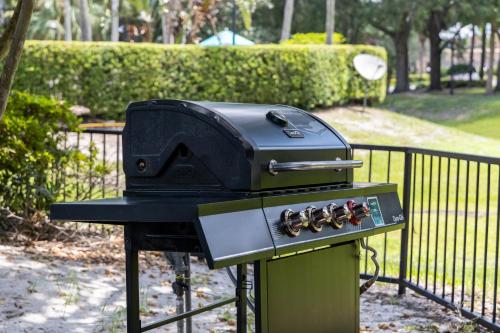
[360,238,380,295]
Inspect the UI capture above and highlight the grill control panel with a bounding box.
[280,200,369,237]
[197,183,405,268]
[263,191,404,255]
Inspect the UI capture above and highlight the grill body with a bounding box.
[51,100,405,333]
[122,100,352,192]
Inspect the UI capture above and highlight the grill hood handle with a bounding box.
[268,159,363,176]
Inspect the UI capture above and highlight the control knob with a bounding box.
[326,203,351,229]
[346,200,371,225]
[308,206,331,233]
[281,208,309,237]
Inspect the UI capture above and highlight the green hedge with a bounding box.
[14,41,387,119]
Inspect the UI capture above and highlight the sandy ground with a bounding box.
[0,239,489,333]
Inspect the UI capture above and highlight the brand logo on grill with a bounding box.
[392,214,404,223]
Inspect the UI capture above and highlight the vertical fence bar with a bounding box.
[442,157,451,299]
[368,149,373,182]
[425,156,434,290]
[383,151,391,276]
[63,131,67,202]
[409,153,417,283]
[481,164,491,316]
[365,149,373,274]
[116,133,120,196]
[452,159,460,304]
[433,156,442,295]
[471,162,480,312]
[398,150,413,295]
[417,154,425,286]
[102,133,107,198]
[461,161,470,306]
[76,132,80,200]
[493,167,500,323]
[89,132,94,199]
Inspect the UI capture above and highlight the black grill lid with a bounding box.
[123,100,354,192]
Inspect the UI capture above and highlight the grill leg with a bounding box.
[184,253,192,333]
[236,264,247,333]
[125,226,141,333]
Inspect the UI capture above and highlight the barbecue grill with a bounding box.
[51,100,405,333]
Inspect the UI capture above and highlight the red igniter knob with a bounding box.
[346,200,370,225]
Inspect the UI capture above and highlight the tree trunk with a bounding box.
[79,0,92,41]
[280,0,294,42]
[110,0,119,41]
[496,31,500,92]
[0,0,22,60]
[63,0,72,41]
[496,53,500,92]
[161,12,170,44]
[468,25,475,82]
[486,22,496,94]
[161,0,179,44]
[393,30,410,93]
[386,65,393,94]
[418,34,426,78]
[428,11,443,91]
[479,24,487,80]
[325,0,335,45]
[0,0,35,120]
[0,0,5,27]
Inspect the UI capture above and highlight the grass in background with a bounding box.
[381,88,500,141]
[352,149,500,318]
[317,104,500,158]
[316,105,500,319]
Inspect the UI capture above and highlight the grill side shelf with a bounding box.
[196,198,275,269]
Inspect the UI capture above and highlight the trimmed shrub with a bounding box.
[14,41,387,119]
[281,32,346,45]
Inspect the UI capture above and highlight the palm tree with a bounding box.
[161,0,180,44]
[280,0,294,42]
[64,0,72,40]
[110,0,119,41]
[79,0,92,40]
[486,21,496,94]
[29,0,65,39]
[325,0,335,44]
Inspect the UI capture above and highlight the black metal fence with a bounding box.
[65,128,500,331]
[353,144,500,331]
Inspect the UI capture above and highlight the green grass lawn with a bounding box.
[314,101,500,315]
[381,88,500,141]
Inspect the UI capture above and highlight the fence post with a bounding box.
[398,150,413,295]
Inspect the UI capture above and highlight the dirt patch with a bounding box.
[0,239,490,332]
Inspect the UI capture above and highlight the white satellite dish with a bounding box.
[353,54,387,110]
[353,54,387,81]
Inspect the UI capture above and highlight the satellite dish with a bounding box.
[353,54,387,81]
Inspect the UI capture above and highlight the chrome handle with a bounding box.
[268,159,363,176]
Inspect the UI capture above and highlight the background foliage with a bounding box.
[14,41,386,119]
[0,91,104,217]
